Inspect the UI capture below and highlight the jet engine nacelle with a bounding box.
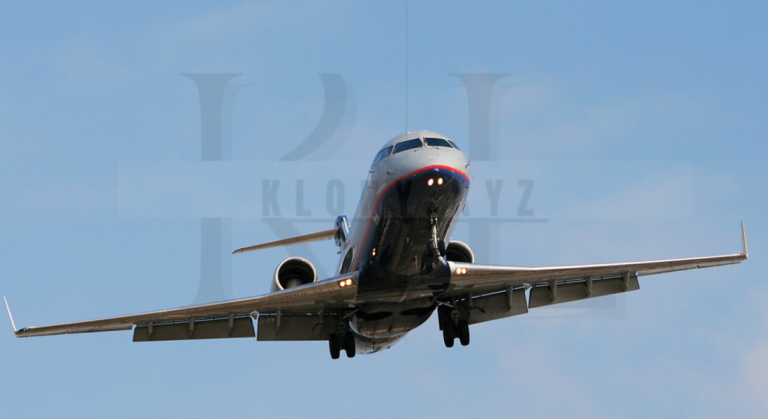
[445,240,474,264]
[272,257,318,292]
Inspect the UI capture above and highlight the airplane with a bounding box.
[4,130,749,359]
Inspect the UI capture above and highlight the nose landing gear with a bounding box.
[427,210,447,258]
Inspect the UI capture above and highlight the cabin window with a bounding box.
[424,137,453,148]
[340,247,355,274]
[372,146,393,166]
[393,138,423,154]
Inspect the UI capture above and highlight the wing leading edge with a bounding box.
[11,271,359,338]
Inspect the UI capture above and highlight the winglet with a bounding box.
[3,296,17,333]
[741,221,748,259]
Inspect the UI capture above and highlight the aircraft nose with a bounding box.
[414,150,470,178]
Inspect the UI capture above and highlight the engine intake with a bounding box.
[272,257,318,292]
[445,240,474,263]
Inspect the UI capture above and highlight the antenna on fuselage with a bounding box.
[404,2,409,134]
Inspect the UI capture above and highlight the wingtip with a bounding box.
[741,221,748,259]
[3,296,18,333]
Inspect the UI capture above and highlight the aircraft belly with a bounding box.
[353,333,405,354]
[350,303,435,340]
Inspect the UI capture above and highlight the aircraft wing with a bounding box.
[447,252,746,296]
[9,271,359,338]
[444,222,748,304]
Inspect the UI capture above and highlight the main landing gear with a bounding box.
[438,305,470,348]
[329,318,356,359]
[329,332,356,359]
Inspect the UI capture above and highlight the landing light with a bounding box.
[455,267,467,275]
[427,178,434,186]
[437,178,443,185]
[339,278,353,287]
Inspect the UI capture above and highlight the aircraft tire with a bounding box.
[329,333,341,359]
[443,321,455,348]
[458,320,470,346]
[344,331,356,358]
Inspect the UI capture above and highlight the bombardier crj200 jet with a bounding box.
[5,131,748,359]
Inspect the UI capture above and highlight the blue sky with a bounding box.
[1,1,766,418]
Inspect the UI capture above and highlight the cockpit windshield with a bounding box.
[393,138,423,154]
[424,137,453,148]
[372,146,393,166]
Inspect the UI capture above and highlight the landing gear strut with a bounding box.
[438,304,470,348]
[428,210,446,257]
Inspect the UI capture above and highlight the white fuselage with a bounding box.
[333,131,471,353]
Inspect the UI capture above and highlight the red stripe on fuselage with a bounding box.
[351,165,470,270]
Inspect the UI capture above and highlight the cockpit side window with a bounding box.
[393,138,423,154]
[425,137,453,148]
[372,146,393,166]
[447,140,460,150]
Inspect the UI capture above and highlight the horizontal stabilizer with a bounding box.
[233,228,338,254]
